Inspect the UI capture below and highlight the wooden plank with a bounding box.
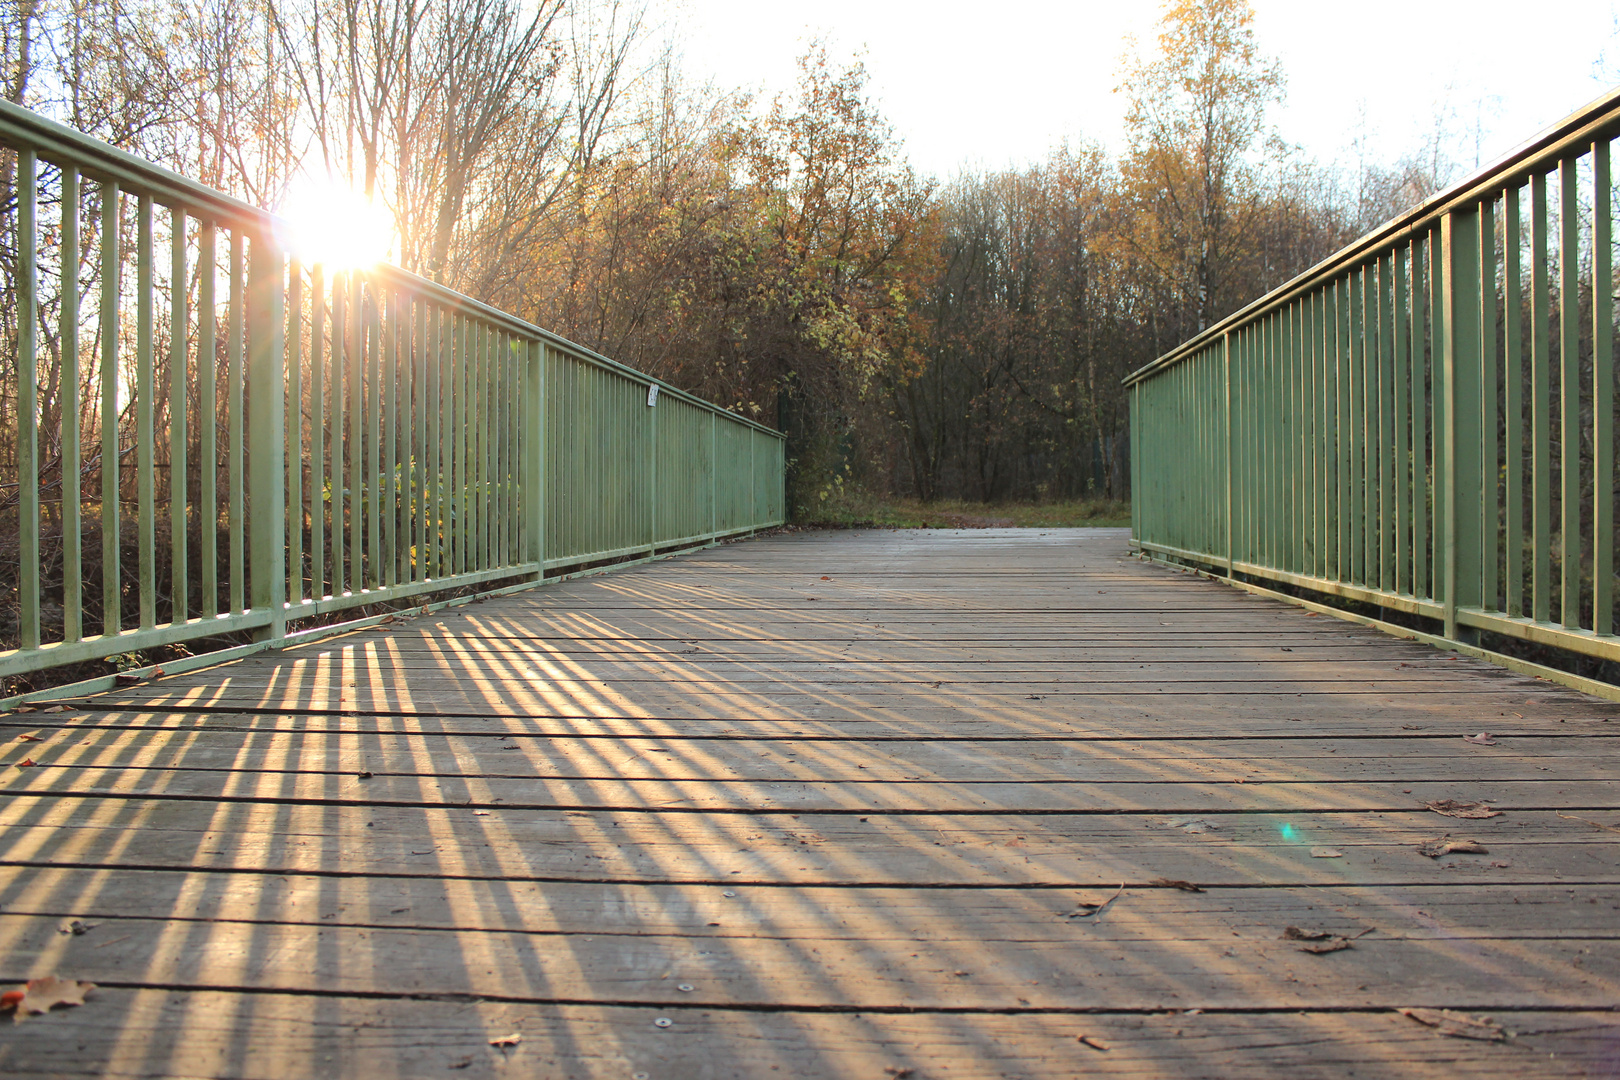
[4,907,1618,1011]
[1,992,1609,1080]
[5,797,1618,887]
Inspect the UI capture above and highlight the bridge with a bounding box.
[2,96,1619,1077]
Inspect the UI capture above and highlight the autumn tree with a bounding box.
[1116,0,1282,341]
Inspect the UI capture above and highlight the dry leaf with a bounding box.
[4,976,95,1022]
[1398,1007,1509,1042]
[14,733,41,742]
[883,1068,914,1078]
[1462,732,1498,746]
[15,758,35,768]
[1284,926,1370,953]
[1149,878,1205,892]
[113,673,143,686]
[1425,799,1500,819]
[1555,812,1620,835]
[1077,1035,1111,1051]
[488,1032,522,1047]
[1417,836,1489,858]
[10,706,37,714]
[1310,847,1344,858]
[40,705,70,713]
[1067,884,1125,919]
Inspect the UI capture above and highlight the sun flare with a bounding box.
[275,175,395,270]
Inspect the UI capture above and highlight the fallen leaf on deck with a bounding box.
[488,1032,522,1047]
[1417,836,1489,858]
[1068,884,1126,919]
[14,733,40,742]
[820,576,831,581]
[57,920,96,936]
[15,758,34,768]
[1310,847,1344,858]
[1462,732,1498,746]
[883,1068,914,1078]
[41,705,69,713]
[1077,1035,1111,1051]
[10,706,37,713]
[1399,1007,1509,1041]
[2,976,95,1021]
[1149,878,1205,892]
[1425,799,1500,819]
[1284,926,1370,954]
[113,673,143,686]
[1166,817,1217,833]
[1556,812,1620,835]
[150,668,164,678]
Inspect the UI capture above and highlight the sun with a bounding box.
[275,174,395,271]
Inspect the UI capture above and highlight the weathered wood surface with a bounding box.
[3,527,1619,1078]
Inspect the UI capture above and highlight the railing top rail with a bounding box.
[0,98,784,439]
[1123,83,1620,388]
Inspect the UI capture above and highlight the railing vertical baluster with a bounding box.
[99,180,121,635]
[287,258,303,606]
[1393,245,1410,595]
[1379,255,1397,594]
[1430,226,1448,601]
[381,287,397,588]
[494,331,507,567]
[310,265,325,601]
[198,223,217,619]
[1360,265,1376,584]
[1443,206,1484,641]
[228,231,245,614]
[367,281,381,589]
[1531,170,1553,623]
[1315,290,1329,579]
[1222,333,1233,574]
[170,207,189,625]
[1336,277,1351,582]
[1411,238,1429,599]
[332,271,349,597]
[135,196,156,629]
[61,166,82,643]
[415,300,427,582]
[429,305,443,579]
[1594,136,1615,637]
[1559,157,1582,627]
[246,234,286,640]
[17,150,39,651]
[1478,199,1499,612]
[1505,186,1525,617]
[347,271,363,591]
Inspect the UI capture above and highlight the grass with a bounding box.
[796,492,1131,529]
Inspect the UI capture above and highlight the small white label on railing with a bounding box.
[647,384,659,407]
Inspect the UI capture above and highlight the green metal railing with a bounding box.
[0,101,785,689]
[1128,88,1619,681]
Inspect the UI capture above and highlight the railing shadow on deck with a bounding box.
[1128,85,1620,701]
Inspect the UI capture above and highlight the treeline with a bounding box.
[1,0,1458,513]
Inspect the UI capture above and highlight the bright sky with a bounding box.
[653,0,1620,182]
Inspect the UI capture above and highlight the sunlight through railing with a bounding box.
[0,101,786,691]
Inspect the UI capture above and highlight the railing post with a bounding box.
[1442,206,1484,642]
[247,234,287,643]
[526,341,546,573]
[1223,332,1233,575]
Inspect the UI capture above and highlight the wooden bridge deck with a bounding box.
[3,527,1619,1078]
